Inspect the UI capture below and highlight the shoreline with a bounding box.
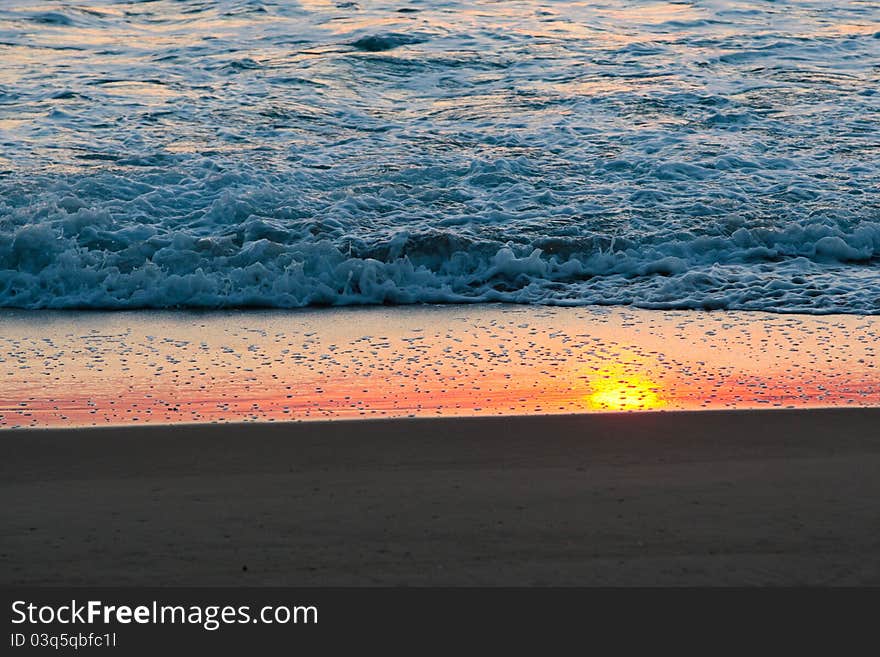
[3,407,880,585]
[3,302,879,315]
[1,403,877,433]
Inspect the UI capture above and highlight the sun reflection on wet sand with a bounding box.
[586,368,666,411]
[0,305,876,429]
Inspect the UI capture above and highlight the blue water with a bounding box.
[0,1,878,313]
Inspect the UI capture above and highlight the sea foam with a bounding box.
[0,0,877,313]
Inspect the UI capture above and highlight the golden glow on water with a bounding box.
[818,23,880,36]
[597,2,706,25]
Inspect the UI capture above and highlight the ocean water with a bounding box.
[0,1,878,313]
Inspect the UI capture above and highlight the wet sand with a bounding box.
[3,407,880,586]
[1,305,878,428]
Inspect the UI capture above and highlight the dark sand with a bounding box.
[2,408,880,585]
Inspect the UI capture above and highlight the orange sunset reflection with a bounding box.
[0,306,877,428]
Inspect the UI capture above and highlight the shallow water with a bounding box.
[1,305,877,427]
[1,1,878,312]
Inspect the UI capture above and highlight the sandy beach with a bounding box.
[3,407,879,586]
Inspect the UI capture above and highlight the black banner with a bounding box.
[2,587,877,653]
